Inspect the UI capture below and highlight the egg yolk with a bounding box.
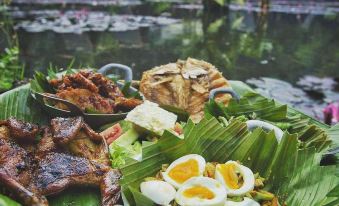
[183,186,215,200]
[217,163,243,189]
[168,159,199,183]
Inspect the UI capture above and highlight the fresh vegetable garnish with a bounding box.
[100,123,123,145]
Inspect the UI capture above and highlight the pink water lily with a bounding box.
[323,102,339,125]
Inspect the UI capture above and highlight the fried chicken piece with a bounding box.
[48,70,140,114]
[49,71,99,93]
[140,58,232,122]
[55,88,115,113]
[86,71,124,99]
[115,96,143,112]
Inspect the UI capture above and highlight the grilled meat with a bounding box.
[55,88,115,114]
[0,117,121,206]
[0,124,48,206]
[35,152,118,196]
[115,96,143,112]
[50,116,103,144]
[49,70,141,114]
[140,58,232,122]
[0,118,39,142]
[50,116,108,164]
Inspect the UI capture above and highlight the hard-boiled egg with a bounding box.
[215,161,255,196]
[140,180,176,205]
[175,177,227,206]
[162,154,206,188]
[225,197,260,206]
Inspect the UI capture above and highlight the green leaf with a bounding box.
[48,188,101,206]
[31,71,55,93]
[120,116,339,206]
[129,187,155,206]
[0,194,20,206]
[121,82,142,99]
[0,84,47,124]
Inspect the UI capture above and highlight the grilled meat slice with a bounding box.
[50,116,83,144]
[35,152,120,197]
[51,116,103,144]
[35,127,61,158]
[0,125,48,206]
[0,171,48,206]
[0,126,34,187]
[51,116,109,165]
[101,170,122,205]
[35,129,119,204]
[0,118,39,142]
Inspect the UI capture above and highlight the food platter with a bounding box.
[0,58,338,206]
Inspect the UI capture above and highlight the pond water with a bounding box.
[1,1,339,121]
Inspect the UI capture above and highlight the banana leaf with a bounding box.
[1,80,338,206]
[119,117,339,206]
[229,80,337,150]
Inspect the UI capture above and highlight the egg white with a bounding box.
[162,154,206,188]
[140,180,176,205]
[225,197,260,206]
[175,177,227,206]
[215,161,255,196]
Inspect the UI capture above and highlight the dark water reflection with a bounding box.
[16,7,339,82]
[2,3,339,120]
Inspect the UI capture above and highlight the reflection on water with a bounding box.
[1,2,339,120]
[11,6,339,82]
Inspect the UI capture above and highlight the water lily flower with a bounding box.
[323,102,339,125]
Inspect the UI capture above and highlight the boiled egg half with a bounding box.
[140,180,176,205]
[175,177,227,206]
[162,154,206,188]
[215,161,255,196]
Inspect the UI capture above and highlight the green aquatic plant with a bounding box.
[0,47,24,92]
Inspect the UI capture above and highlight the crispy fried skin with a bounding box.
[0,117,121,206]
[55,88,115,113]
[115,97,143,112]
[51,116,103,144]
[48,70,141,114]
[50,116,83,144]
[140,58,232,122]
